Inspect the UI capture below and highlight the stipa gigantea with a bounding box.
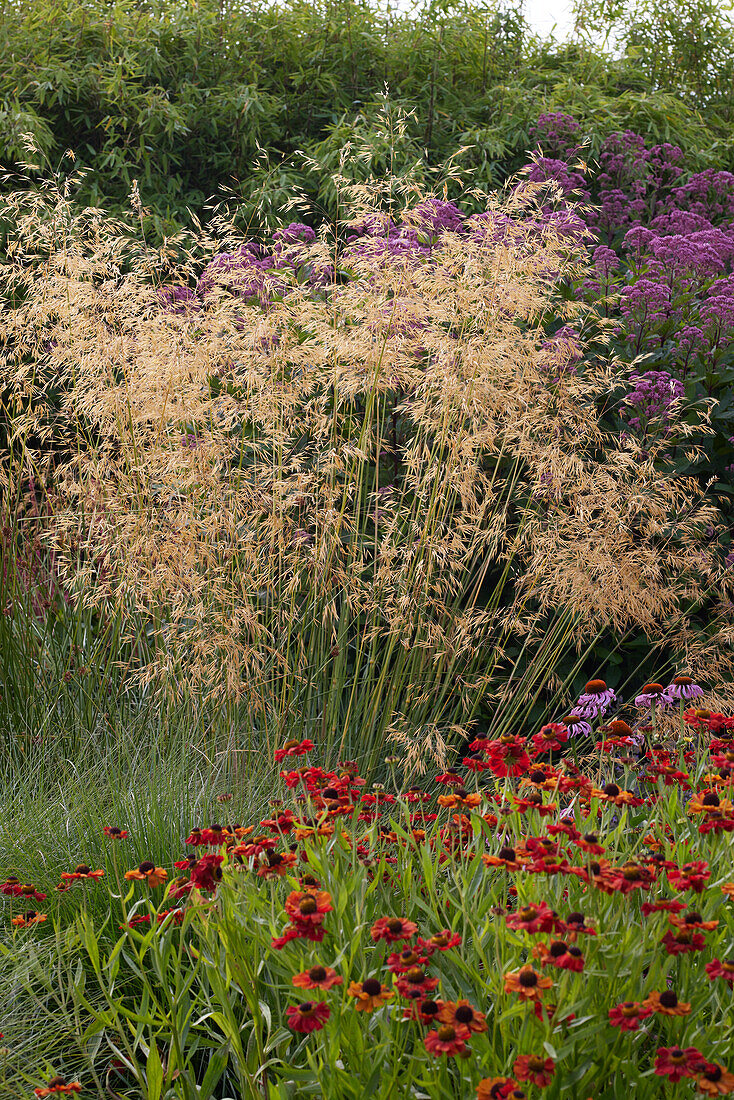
[1,145,731,774]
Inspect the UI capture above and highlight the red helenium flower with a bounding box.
[505,902,564,935]
[608,1002,654,1031]
[190,853,224,892]
[661,928,706,955]
[514,1054,555,1088]
[274,738,315,762]
[706,959,734,986]
[667,860,710,893]
[370,916,418,943]
[284,890,333,925]
[417,929,461,952]
[285,1000,330,1033]
[423,1024,470,1057]
[654,1046,705,1082]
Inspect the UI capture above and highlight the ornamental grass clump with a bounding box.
[0,150,730,771]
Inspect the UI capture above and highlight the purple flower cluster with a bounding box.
[619,279,671,322]
[155,114,734,534]
[699,274,734,331]
[594,130,653,232]
[272,222,316,249]
[196,241,276,300]
[344,199,470,265]
[526,157,590,203]
[649,209,714,236]
[592,133,685,237]
[530,114,734,502]
[646,228,734,277]
[621,371,685,434]
[538,324,582,380]
[343,221,433,264]
[158,285,202,315]
[592,245,619,277]
[159,225,331,315]
[582,245,619,297]
[412,198,466,235]
[672,170,734,221]
[159,195,581,328]
[529,112,584,161]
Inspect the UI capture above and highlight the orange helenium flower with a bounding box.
[347,978,394,1011]
[60,865,105,882]
[437,790,483,809]
[476,1079,518,1100]
[124,862,168,887]
[12,910,47,927]
[503,966,553,1001]
[483,846,525,871]
[34,1079,82,1097]
[292,965,343,991]
[255,851,298,878]
[695,1063,734,1096]
[643,990,691,1016]
[438,1000,488,1033]
[687,790,734,815]
[589,783,643,807]
[669,911,718,932]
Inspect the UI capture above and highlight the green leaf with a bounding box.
[146,1039,164,1100]
[563,1057,594,1085]
[199,1046,230,1099]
